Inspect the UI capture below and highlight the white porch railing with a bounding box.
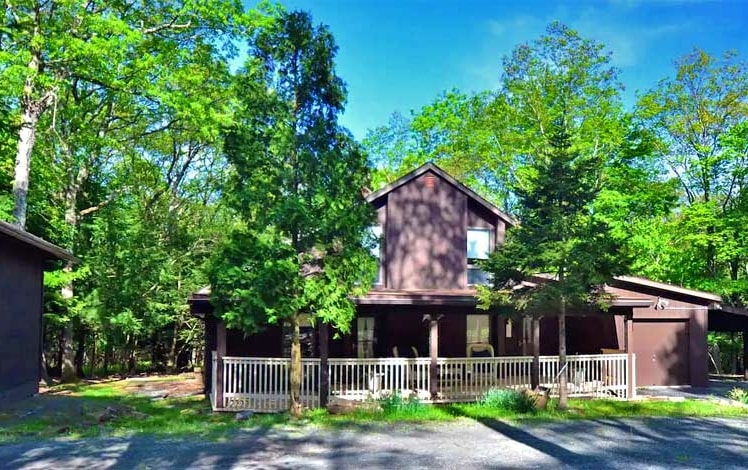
[215,353,631,411]
[329,357,431,400]
[222,357,320,410]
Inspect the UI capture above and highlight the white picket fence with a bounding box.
[216,353,632,411]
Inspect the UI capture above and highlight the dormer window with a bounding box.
[467,228,491,286]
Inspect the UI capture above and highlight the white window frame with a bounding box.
[369,225,384,286]
[466,314,490,347]
[467,227,492,286]
[357,317,375,358]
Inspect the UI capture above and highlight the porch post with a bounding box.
[496,316,506,356]
[427,315,440,399]
[531,316,540,389]
[319,322,330,408]
[743,329,748,379]
[216,319,227,409]
[625,315,635,399]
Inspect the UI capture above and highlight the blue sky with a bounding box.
[273,0,748,140]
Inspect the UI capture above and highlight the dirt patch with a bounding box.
[120,374,203,399]
[0,374,205,440]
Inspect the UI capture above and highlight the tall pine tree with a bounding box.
[481,120,627,408]
[208,10,376,416]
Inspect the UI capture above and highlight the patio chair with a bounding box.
[467,343,494,358]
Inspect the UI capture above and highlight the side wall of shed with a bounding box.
[0,239,44,402]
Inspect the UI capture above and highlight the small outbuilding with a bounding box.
[0,221,76,401]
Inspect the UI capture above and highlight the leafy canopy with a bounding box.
[208,10,376,334]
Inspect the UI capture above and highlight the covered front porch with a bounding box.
[202,290,642,411]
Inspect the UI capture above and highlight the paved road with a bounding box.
[2,417,748,469]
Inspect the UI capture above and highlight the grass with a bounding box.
[1,378,747,444]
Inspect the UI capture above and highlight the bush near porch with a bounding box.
[2,375,747,444]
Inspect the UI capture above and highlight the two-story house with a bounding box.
[191,163,747,411]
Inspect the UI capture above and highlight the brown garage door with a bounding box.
[633,320,690,386]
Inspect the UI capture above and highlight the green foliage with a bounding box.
[208,10,376,336]
[363,90,514,209]
[727,387,748,404]
[480,388,537,414]
[379,391,424,414]
[633,49,748,299]
[0,0,271,377]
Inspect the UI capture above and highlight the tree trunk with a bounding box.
[74,325,86,378]
[558,299,568,410]
[169,321,179,372]
[12,47,49,229]
[39,318,52,385]
[103,343,112,376]
[531,316,540,390]
[12,105,39,228]
[40,352,52,386]
[89,333,97,378]
[55,328,64,377]
[60,261,77,383]
[289,314,302,417]
[319,322,329,408]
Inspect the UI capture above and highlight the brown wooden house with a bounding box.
[0,221,76,402]
[191,163,747,411]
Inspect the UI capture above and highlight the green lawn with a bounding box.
[1,378,746,443]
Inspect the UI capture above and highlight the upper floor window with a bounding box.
[467,228,491,286]
[467,228,491,260]
[369,225,383,285]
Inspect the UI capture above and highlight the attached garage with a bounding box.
[610,277,714,388]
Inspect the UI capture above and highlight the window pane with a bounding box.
[357,317,375,358]
[369,226,383,285]
[468,268,490,286]
[282,315,314,357]
[467,229,490,259]
[369,226,382,257]
[466,315,490,346]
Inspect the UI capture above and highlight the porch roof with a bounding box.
[354,288,653,308]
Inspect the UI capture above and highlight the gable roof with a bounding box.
[0,220,77,262]
[366,162,517,226]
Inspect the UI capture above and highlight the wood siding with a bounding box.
[0,238,44,401]
[382,170,500,290]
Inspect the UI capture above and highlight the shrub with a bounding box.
[480,388,537,413]
[727,387,748,404]
[379,391,423,414]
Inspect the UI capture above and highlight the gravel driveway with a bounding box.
[2,417,748,469]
